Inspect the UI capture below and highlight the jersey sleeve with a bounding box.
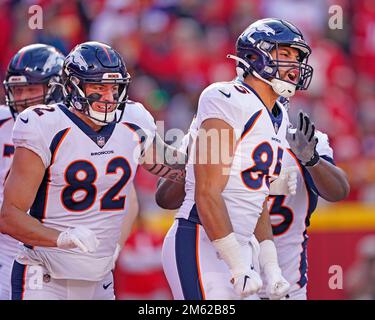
[315,131,334,160]
[196,85,243,138]
[12,108,52,168]
[179,133,190,154]
[179,116,198,155]
[123,102,157,152]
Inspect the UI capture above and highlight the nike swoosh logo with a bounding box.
[218,89,231,98]
[243,275,250,291]
[20,117,29,124]
[103,282,112,290]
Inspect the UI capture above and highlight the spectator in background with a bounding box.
[346,235,375,299]
[114,213,172,300]
[1,0,374,204]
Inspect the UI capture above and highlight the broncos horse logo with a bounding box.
[245,24,276,42]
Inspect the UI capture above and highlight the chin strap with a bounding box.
[227,54,296,98]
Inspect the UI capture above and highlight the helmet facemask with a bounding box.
[265,41,313,97]
[64,73,131,126]
[229,40,313,98]
[3,75,62,118]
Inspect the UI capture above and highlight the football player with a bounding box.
[157,25,350,299]
[160,18,312,300]
[262,99,349,299]
[0,44,64,300]
[0,41,184,300]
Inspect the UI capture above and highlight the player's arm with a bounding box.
[141,133,186,184]
[254,201,274,242]
[287,111,350,202]
[0,147,98,252]
[111,184,139,269]
[194,118,235,240]
[254,201,290,299]
[305,159,349,202]
[195,118,263,297]
[118,184,139,247]
[0,147,60,246]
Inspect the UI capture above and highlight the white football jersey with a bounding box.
[176,79,290,238]
[12,101,156,281]
[267,131,334,293]
[0,105,19,258]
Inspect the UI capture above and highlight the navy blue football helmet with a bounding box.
[3,44,64,118]
[228,18,313,98]
[62,41,131,125]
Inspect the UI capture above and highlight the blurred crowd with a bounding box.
[0,0,375,202]
[1,0,374,203]
[346,235,375,299]
[0,0,374,300]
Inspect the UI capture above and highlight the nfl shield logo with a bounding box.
[97,136,106,147]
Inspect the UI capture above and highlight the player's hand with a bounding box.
[231,268,263,298]
[264,265,290,300]
[269,166,298,195]
[286,111,320,166]
[57,226,99,253]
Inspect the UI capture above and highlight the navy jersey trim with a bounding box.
[235,79,283,133]
[11,261,26,300]
[301,166,319,222]
[296,154,334,287]
[29,128,70,221]
[265,105,283,134]
[29,170,49,223]
[286,149,318,288]
[296,161,318,288]
[123,122,147,155]
[58,104,115,149]
[175,218,205,300]
[241,110,262,139]
[3,144,15,157]
[26,128,70,249]
[297,231,309,288]
[187,203,201,225]
[321,155,335,165]
[0,117,12,127]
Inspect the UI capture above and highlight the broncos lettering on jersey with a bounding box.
[12,101,156,281]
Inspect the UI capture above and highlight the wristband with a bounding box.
[304,150,320,167]
[212,233,247,277]
[259,240,280,274]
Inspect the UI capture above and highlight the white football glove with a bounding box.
[57,226,99,253]
[264,264,290,300]
[259,240,290,300]
[269,166,298,195]
[231,268,263,298]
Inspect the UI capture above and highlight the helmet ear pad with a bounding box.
[237,47,278,80]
